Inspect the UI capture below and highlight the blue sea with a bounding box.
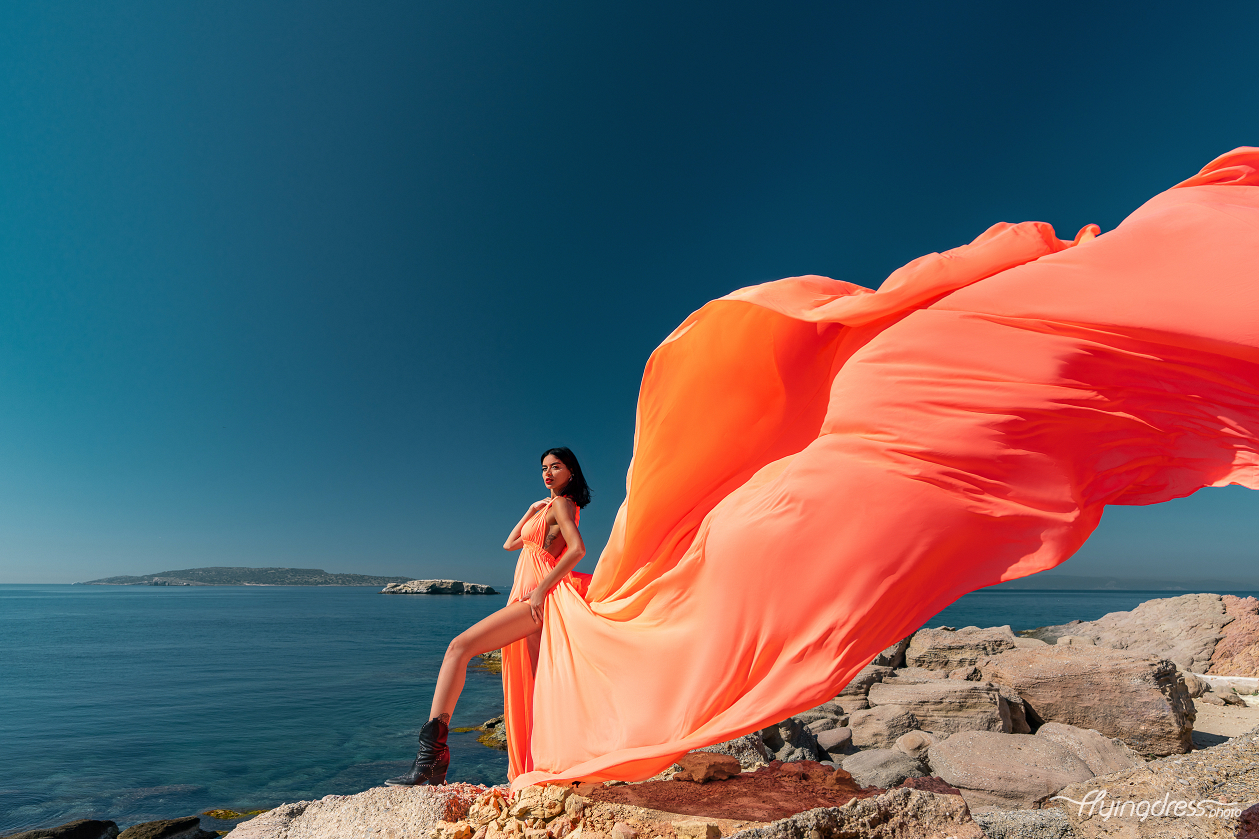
[2,584,1256,834]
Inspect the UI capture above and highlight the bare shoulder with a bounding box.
[551,496,578,521]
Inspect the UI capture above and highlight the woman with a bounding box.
[386,447,592,786]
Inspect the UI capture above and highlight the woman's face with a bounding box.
[542,455,572,494]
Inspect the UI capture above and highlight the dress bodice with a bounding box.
[521,497,579,561]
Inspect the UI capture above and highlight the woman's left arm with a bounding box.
[525,498,585,622]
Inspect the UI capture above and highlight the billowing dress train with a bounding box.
[504,148,1259,788]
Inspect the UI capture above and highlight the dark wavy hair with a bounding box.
[542,447,592,508]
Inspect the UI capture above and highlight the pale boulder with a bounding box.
[1033,722,1144,776]
[840,748,927,789]
[1025,593,1229,672]
[867,680,1010,735]
[926,731,1095,810]
[906,626,1018,671]
[816,726,852,754]
[978,644,1195,756]
[869,636,911,668]
[848,706,921,749]
[839,664,894,696]
[1181,671,1211,697]
[224,783,485,839]
[894,730,938,761]
[879,666,947,684]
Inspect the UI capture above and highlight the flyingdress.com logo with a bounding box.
[1050,790,1245,821]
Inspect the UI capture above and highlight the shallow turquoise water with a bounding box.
[2,584,1254,833]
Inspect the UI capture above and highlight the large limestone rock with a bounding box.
[878,667,947,684]
[926,730,1095,810]
[225,783,484,839]
[1048,724,1259,838]
[905,626,1018,671]
[869,637,911,669]
[839,665,894,697]
[1209,594,1259,676]
[848,705,921,749]
[978,645,1195,756]
[840,749,927,789]
[992,683,1032,734]
[867,681,1010,735]
[1024,593,1230,672]
[1033,721,1144,776]
[726,786,984,839]
[381,580,498,594]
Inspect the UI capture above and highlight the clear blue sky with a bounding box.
[2,2,1257,585]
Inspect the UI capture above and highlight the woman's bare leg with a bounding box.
[429,600,540,722]
[526,631,542,678]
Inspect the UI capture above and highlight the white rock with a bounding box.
[225,783,485,839]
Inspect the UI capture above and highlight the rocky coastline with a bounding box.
[12,593,1258,839]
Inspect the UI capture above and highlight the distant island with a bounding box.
[77,566,414,586]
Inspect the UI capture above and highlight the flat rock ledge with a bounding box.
[431,771,983,839]
[382,580,499,595]
[224,783,485,839]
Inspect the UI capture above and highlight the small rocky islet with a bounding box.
[381,579,500,595]
[13,593,1259,839]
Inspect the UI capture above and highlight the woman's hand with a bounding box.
[505,500,551,551]
[525,587,546,624]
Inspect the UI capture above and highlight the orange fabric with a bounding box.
[504,148,1259,788]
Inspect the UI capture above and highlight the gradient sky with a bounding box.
[2,2,1257,585]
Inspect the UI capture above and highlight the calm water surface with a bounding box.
[2,584,1254,833]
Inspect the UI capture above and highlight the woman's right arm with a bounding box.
[503,500,548,550]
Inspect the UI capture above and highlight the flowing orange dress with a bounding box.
[502,497,593,778]
[504,148,1259,788]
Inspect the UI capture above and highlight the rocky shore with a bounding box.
[14,593,1259,839]
[381,580,500,595]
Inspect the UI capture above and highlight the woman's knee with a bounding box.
[445,633,474,663]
